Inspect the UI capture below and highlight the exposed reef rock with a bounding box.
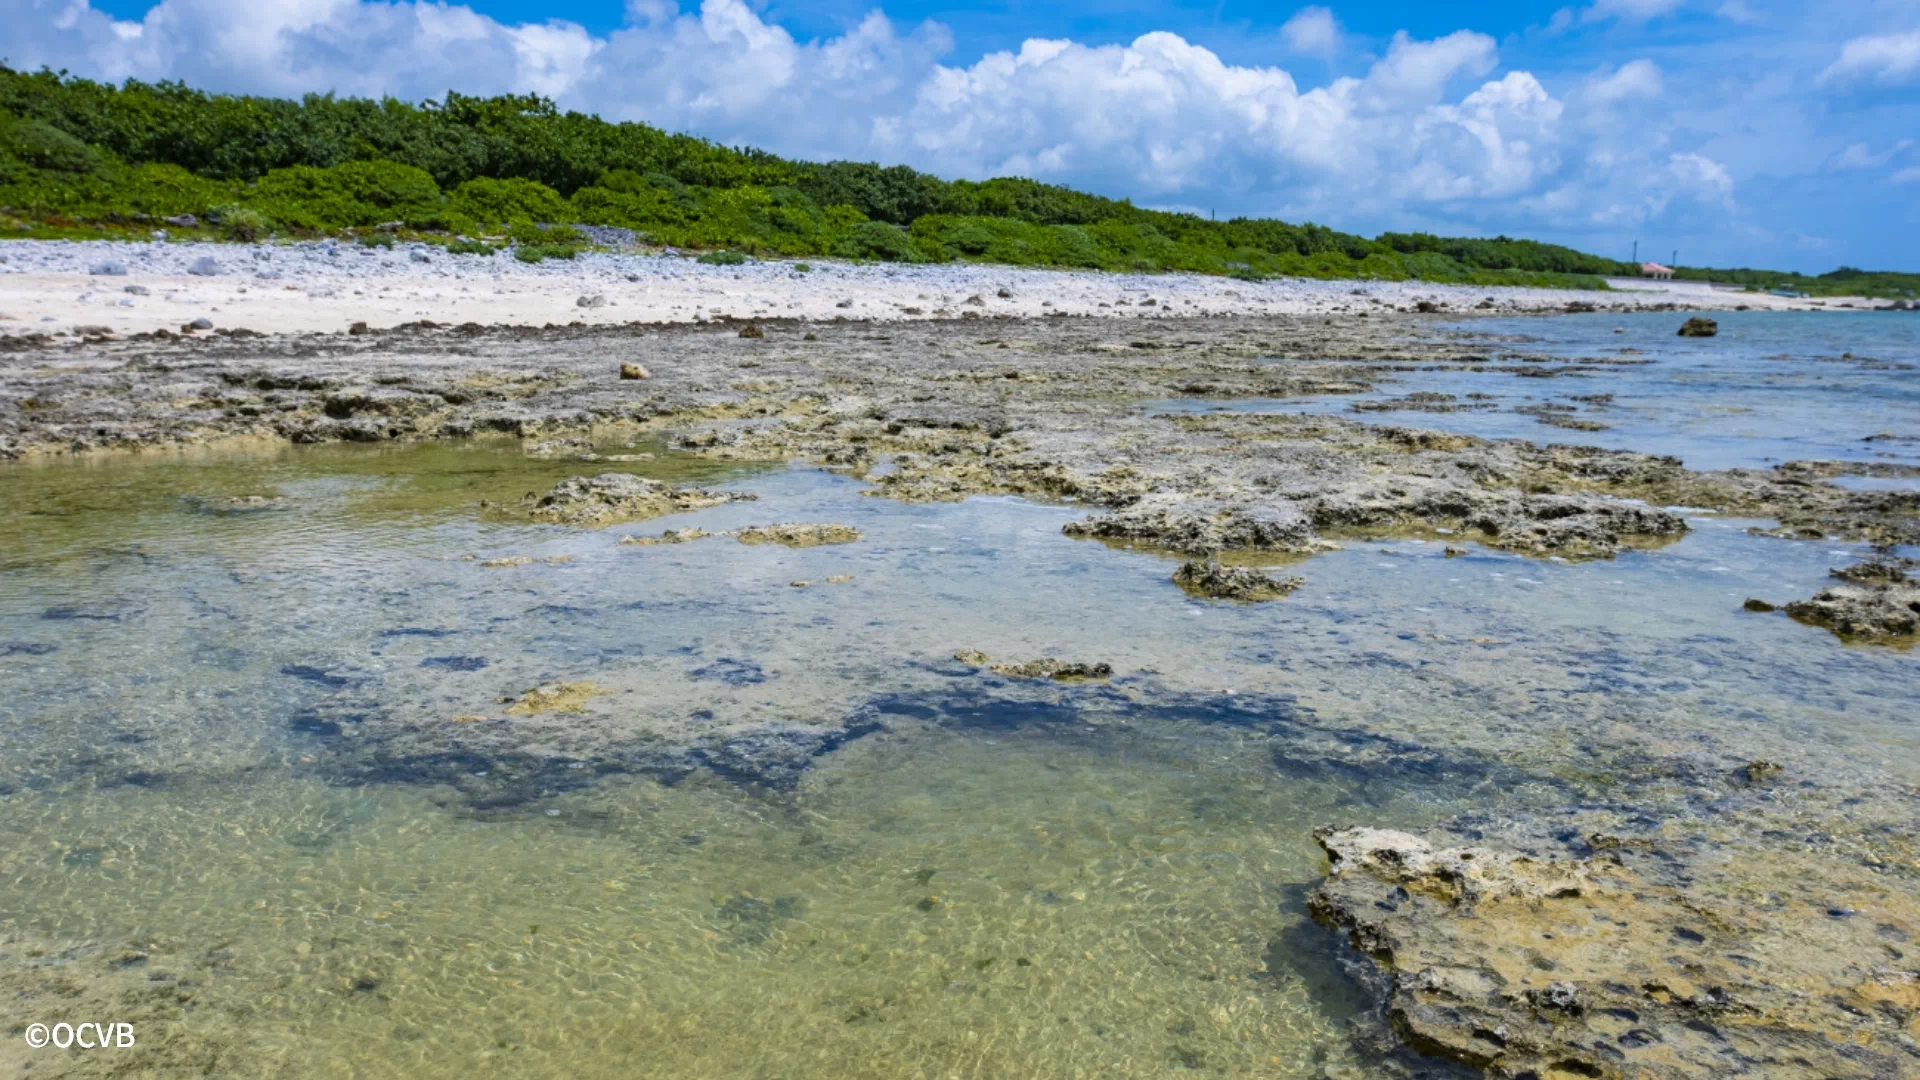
[1461,494,1687,559]
[1786,559,1920,643]
[953,651,1113,681]
[1677,316,1718,337]
[1308,820,1920,1079]
[1171,558,1304,600]
[730,522,862,547]
[1065,497,1330,555]
[529,473,755,528]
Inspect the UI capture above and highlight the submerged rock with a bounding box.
[730,522,862,547]
[1308,823,1920,1079]
[502,682,606,715]
[951,649,1111,681]
[618,527,714,546]
[1171,558,1303,601]
[181,494,287,515]
[1785,560,1920,642]
[988,657,1113,682]
[530,473,755,528]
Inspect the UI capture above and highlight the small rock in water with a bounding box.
[988,657,1113,682]
[730,523,861,548]
[348,321,370,336]
[1743,598,1776,612]
[738,323,764,338]
[618,528,712,546]
[576,294,607,309]
[1171,557,1303,601]
[619,362,650,380]
[503,682,606,715]
[182,317,213,331]
[1677,316,1718,337]
[187,256,221,276]
[530,473,755,528]
[89,261,128,276]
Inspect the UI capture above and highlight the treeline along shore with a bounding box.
[3,67,1917,298]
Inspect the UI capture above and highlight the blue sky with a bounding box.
[11,0,1920,272]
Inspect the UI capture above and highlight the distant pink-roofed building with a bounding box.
[1640,262,1674,279]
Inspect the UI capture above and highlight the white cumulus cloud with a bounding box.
[1279,6,1341,58]
[0,0,1742,239]
[1818,28,1920,87]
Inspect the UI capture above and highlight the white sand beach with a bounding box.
[0,239,1884,340]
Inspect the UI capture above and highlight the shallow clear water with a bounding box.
[1155,311,1920,471]
[2,408,1917,1075]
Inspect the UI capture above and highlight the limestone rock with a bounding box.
[1307,823,1920,1079]
[618,528,714,546]
[986,657,1113,682]
[1171,558,1303,601]
[1677,316,1718,337]
[730,523,861,547]
[503,682,606,715]
[1786,560,1920,642]
[529,473,755,528]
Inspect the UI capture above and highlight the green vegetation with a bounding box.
[695,248,748,266]
[2,66,1914,295]
[512,244,575,264]
[1668,265,1920,299]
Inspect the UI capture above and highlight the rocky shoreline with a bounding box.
[0,237,1881,345]
[3,308,1917,1078]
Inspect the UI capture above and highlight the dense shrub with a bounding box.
[8,65,1908,294]
[2,115,104,174]
[211,204,271,241]
[250,161,443,228]
[513,243,575,263]
[834,220,919,261]
[450,176,571,225]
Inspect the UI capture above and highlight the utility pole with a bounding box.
[1632,240,1637,264]
[1672,249,1678,268]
